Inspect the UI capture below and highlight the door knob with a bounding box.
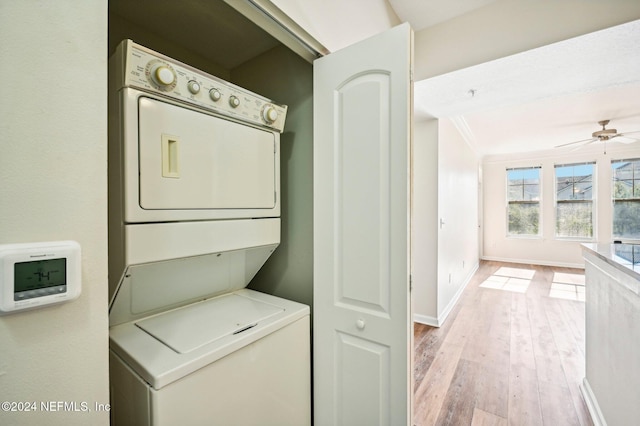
[356,318,366,330]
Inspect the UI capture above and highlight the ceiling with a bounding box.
[388,0,498,31]
[393,4,640,157]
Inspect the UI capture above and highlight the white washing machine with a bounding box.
[107,40,310,426]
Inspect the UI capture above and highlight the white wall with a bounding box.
[413,119,480,326]
[483,144,640,267]
[437,119,480,319]
[412,119,438,323]
[0,2,109,425]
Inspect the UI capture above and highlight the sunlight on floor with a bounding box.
[479,267,535,293]
[549,272,585,301]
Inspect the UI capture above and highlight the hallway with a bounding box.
[413,261,592,426]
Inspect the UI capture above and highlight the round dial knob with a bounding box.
[187,80,200,94]
[147,62,176,89]
[262,106,278,124]
[229,95,240,108]
[209,88,221,102]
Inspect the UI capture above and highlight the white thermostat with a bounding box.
[0,241,81,314]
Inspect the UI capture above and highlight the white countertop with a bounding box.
[582,243,640,282]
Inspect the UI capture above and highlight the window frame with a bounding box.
[506,166,542,238]
[611,158,640,242]
[553,161,596,241]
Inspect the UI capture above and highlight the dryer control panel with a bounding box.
[110,39,287,133]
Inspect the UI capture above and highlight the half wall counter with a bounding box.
[581,243,640,426]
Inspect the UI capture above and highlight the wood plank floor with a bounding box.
[413,261,593,426]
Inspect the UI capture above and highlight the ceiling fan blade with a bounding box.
[568,138,600,152]
[555,137,597,148]
[615,136,640,144]
[618,130,640,136]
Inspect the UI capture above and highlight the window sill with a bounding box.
[555,237,595,243]
[506,235,542,240]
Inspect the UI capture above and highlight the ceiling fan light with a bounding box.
[593,128,617,138]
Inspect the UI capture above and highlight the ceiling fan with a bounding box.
[556,120,640,150]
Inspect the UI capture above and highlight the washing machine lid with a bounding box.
[135,293,283,354]
[109,289,310,389]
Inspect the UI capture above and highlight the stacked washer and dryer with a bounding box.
[107,40,310,426]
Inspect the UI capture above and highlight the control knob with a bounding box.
[209,88,222,102]
[229,95,240,108]
[147,62,176,89]
[262,106,279,124]
[187,80,200,94]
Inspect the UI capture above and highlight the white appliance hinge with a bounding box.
[409,274,413,291]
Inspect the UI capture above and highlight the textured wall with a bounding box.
[0,2,109,425]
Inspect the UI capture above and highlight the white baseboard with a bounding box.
[413,313,439,327]
[413,262,479,328]
[437,262,478,325]
[580,378,606,426]
[481,255,584,270]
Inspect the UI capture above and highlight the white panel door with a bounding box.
[313,23,413,425]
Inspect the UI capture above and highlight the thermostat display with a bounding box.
[0,241,81,314]
[15,258,67,299]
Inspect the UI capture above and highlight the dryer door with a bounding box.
[138,97,276,210]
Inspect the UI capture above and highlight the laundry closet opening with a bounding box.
[108,0,314,311]
[107,2,316,423]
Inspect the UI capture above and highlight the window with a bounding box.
[507,167,540,236]
[612,158,640,240]
[555,162,594,239]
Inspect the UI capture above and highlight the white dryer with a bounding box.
[107,40,310,426]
